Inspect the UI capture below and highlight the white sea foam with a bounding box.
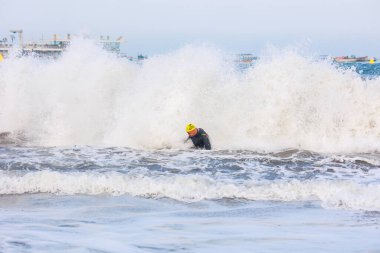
[1,39,380,152]
[1,170,379,211]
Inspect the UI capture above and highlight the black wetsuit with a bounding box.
[189,128,211,150]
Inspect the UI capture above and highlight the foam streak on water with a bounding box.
[1,147,379,212]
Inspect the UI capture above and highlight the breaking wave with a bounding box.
[1,38,380,152]
[1,170,379,211]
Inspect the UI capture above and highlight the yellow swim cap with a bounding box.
[186,123,196,133]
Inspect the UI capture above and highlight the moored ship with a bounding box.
[333,56,368,63]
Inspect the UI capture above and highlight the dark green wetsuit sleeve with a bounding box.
[204,136,211,150]
[201,133,211,150]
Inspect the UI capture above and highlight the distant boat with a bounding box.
[235,54,258,64]
[333,56,368,63]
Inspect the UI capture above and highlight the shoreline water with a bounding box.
[1,194,379,252]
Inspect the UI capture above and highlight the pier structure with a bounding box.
[0,30,123,58]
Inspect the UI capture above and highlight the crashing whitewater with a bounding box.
[0,39,380,153]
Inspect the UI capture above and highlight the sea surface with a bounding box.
[0,42,380,252]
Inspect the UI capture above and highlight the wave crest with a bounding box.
[1,40,380,152]
[1,170,379,211]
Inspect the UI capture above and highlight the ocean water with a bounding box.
[0,40,380,252]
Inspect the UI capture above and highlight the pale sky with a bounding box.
[0,0,379,56]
